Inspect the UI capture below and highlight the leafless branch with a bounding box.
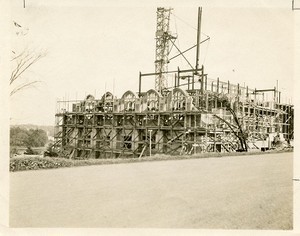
[10,50,46,86]
[11,54,43,85]
[11,49,26,61]
[10,49,47,96]
[10,81,41,96]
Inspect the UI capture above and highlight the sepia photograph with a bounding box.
[1,0,299,235]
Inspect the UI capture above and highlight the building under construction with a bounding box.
[53,7,294,159]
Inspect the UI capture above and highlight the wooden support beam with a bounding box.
[192,74,195,90]
[201,65,204,94]
[279,91,281,103]
[139,72,142,97]
[177,67,180,87]
[254,88,276,93]
[141,68,202,77]
[228,80,230,94]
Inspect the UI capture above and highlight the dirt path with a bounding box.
[10,152,293,229]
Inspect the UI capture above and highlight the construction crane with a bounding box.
[154,7,176,94]
[154,7,204,94]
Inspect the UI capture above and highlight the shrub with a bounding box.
[44,143,59,157]
[10,146,18,158]
[10,149,293,172]
[10,156,73,172]
[24,147,38,155]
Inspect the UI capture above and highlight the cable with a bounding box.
[172,12,210,41]
[171,12,197,31]
[171,11,211,68]
[173,14,183,66]
[202,37,210,65]
[201,31,210,38]
[170,40,194,70]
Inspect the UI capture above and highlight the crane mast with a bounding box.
[155,7,174,94]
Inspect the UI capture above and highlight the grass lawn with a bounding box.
[10,152,293,229]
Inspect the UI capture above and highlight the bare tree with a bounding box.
[10,20,46,96]
[10,49,46,96]
[212,94,248,152]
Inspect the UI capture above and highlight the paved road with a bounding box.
[10,152,293,229]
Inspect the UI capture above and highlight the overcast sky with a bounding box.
[10,0,295,125]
